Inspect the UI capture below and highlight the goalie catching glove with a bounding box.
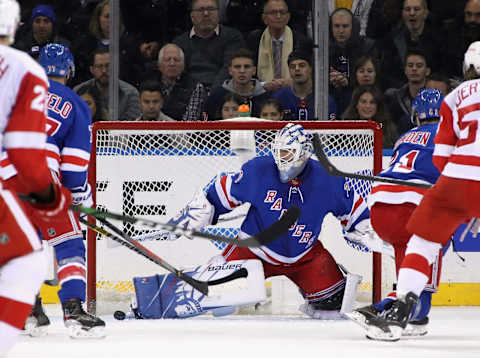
[166,189,215,240]
[344,218,395,257]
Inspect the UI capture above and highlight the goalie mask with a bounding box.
[272,123,313,183]
[38,43,75,79]
[0,0,20,45]
[411,88,443,125]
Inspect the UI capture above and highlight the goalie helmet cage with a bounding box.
[87,120,386,315]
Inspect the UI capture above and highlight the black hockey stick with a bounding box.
[312,134,432,189]
[79,216,248,296]
[72,204,300,248]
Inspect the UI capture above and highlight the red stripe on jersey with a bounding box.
[5,72,52,193]
[402,253,430,277]
[371,184,427,195]
[0,296,33,330]
[61,155,89,166]
[434,101,456,173]
[220,175,238,209]
[448,154,480,166]
[58,264,86,282]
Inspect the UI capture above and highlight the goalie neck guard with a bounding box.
[272,123,313,183]
[411,88,443,125]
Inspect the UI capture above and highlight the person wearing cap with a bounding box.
[273,51,337,121]
[13,4,70,58]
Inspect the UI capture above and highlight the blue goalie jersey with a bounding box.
[206,155,369,265]
[45,80,92,194]
[369,122,440,207]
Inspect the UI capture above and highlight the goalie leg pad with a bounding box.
[133,259,266,319]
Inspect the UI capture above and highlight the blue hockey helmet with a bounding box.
[411,88,444,124]
[272,123,313,183]
[38,43,75,79]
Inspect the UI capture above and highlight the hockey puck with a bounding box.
[113,310,126,320]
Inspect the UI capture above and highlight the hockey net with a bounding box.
[87,120,393,315]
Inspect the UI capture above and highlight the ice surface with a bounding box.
[10,305,480,358]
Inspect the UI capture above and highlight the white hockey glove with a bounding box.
[167,189,214,240]
[344,219,395,258]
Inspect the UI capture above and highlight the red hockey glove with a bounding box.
[30,183,72,224]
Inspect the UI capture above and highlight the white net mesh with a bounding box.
[88,121,385,314]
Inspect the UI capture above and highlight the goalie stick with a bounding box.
[79,216,248,296]
[72,204,300,248]
[311,134,432,189]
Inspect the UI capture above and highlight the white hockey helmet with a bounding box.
[463,41,480,75]
[0,0,20,45]
[272,123,313,183]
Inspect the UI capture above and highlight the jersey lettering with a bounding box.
[270,198,283,210]
[31,85,46,112]
[46,115,61,136]
[47,93,73,119]
[298,231,313,244]
[292,224,305,237]
[457,103,480,147]
[264,190,277,203]
[393,150,420,173]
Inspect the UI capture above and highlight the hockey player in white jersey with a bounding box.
[0,0,72,355]
[131,123,375,319]
[1,43,104,338]
[357,41,480,341]
[347,88,446,338]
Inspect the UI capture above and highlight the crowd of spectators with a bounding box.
[11,0,480,149]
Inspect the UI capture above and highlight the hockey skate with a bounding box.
[403,316,429,336]
[362,292,418,341]
[24,295,50,337]
[62,298,106,339]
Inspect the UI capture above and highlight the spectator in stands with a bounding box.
[329,8,377,115]
[384,49,430,136]
[352,55,381,88]
[274,51,337,121]
[122,36,160,89]
[341,85,398,149]
[259,98,285,120]
[172,0,245,89]
[137,80,175,121]
[246,0,313,93]
[73,48,141,121]
[72,0,135,86]
[443,0,480,79]
[13,4,71,58]
[77,85,109,123]
[425,72,451,96]
[378,0,443,89]
[204,48,271,120]
[149,43,207,121]
[328,0,375,36]
[217,93,244,119]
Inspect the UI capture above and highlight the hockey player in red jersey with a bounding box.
[3,43,105,338]
[347,88,445,338]
[360,41,480,341]
[0,0,72,355]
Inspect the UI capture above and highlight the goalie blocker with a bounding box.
[130,260,266,319]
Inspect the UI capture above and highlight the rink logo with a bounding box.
[207,263,242,271]
[0,233,10,244]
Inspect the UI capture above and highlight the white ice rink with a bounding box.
[10,305,480,358]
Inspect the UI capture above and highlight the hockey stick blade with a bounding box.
[312,134,431,189]
[73,205,301,248]
[80,217,249,296]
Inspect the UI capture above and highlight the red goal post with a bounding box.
[86,120,384,314]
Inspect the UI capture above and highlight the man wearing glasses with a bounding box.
[173,0,245,90]
[246,0,313,93]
